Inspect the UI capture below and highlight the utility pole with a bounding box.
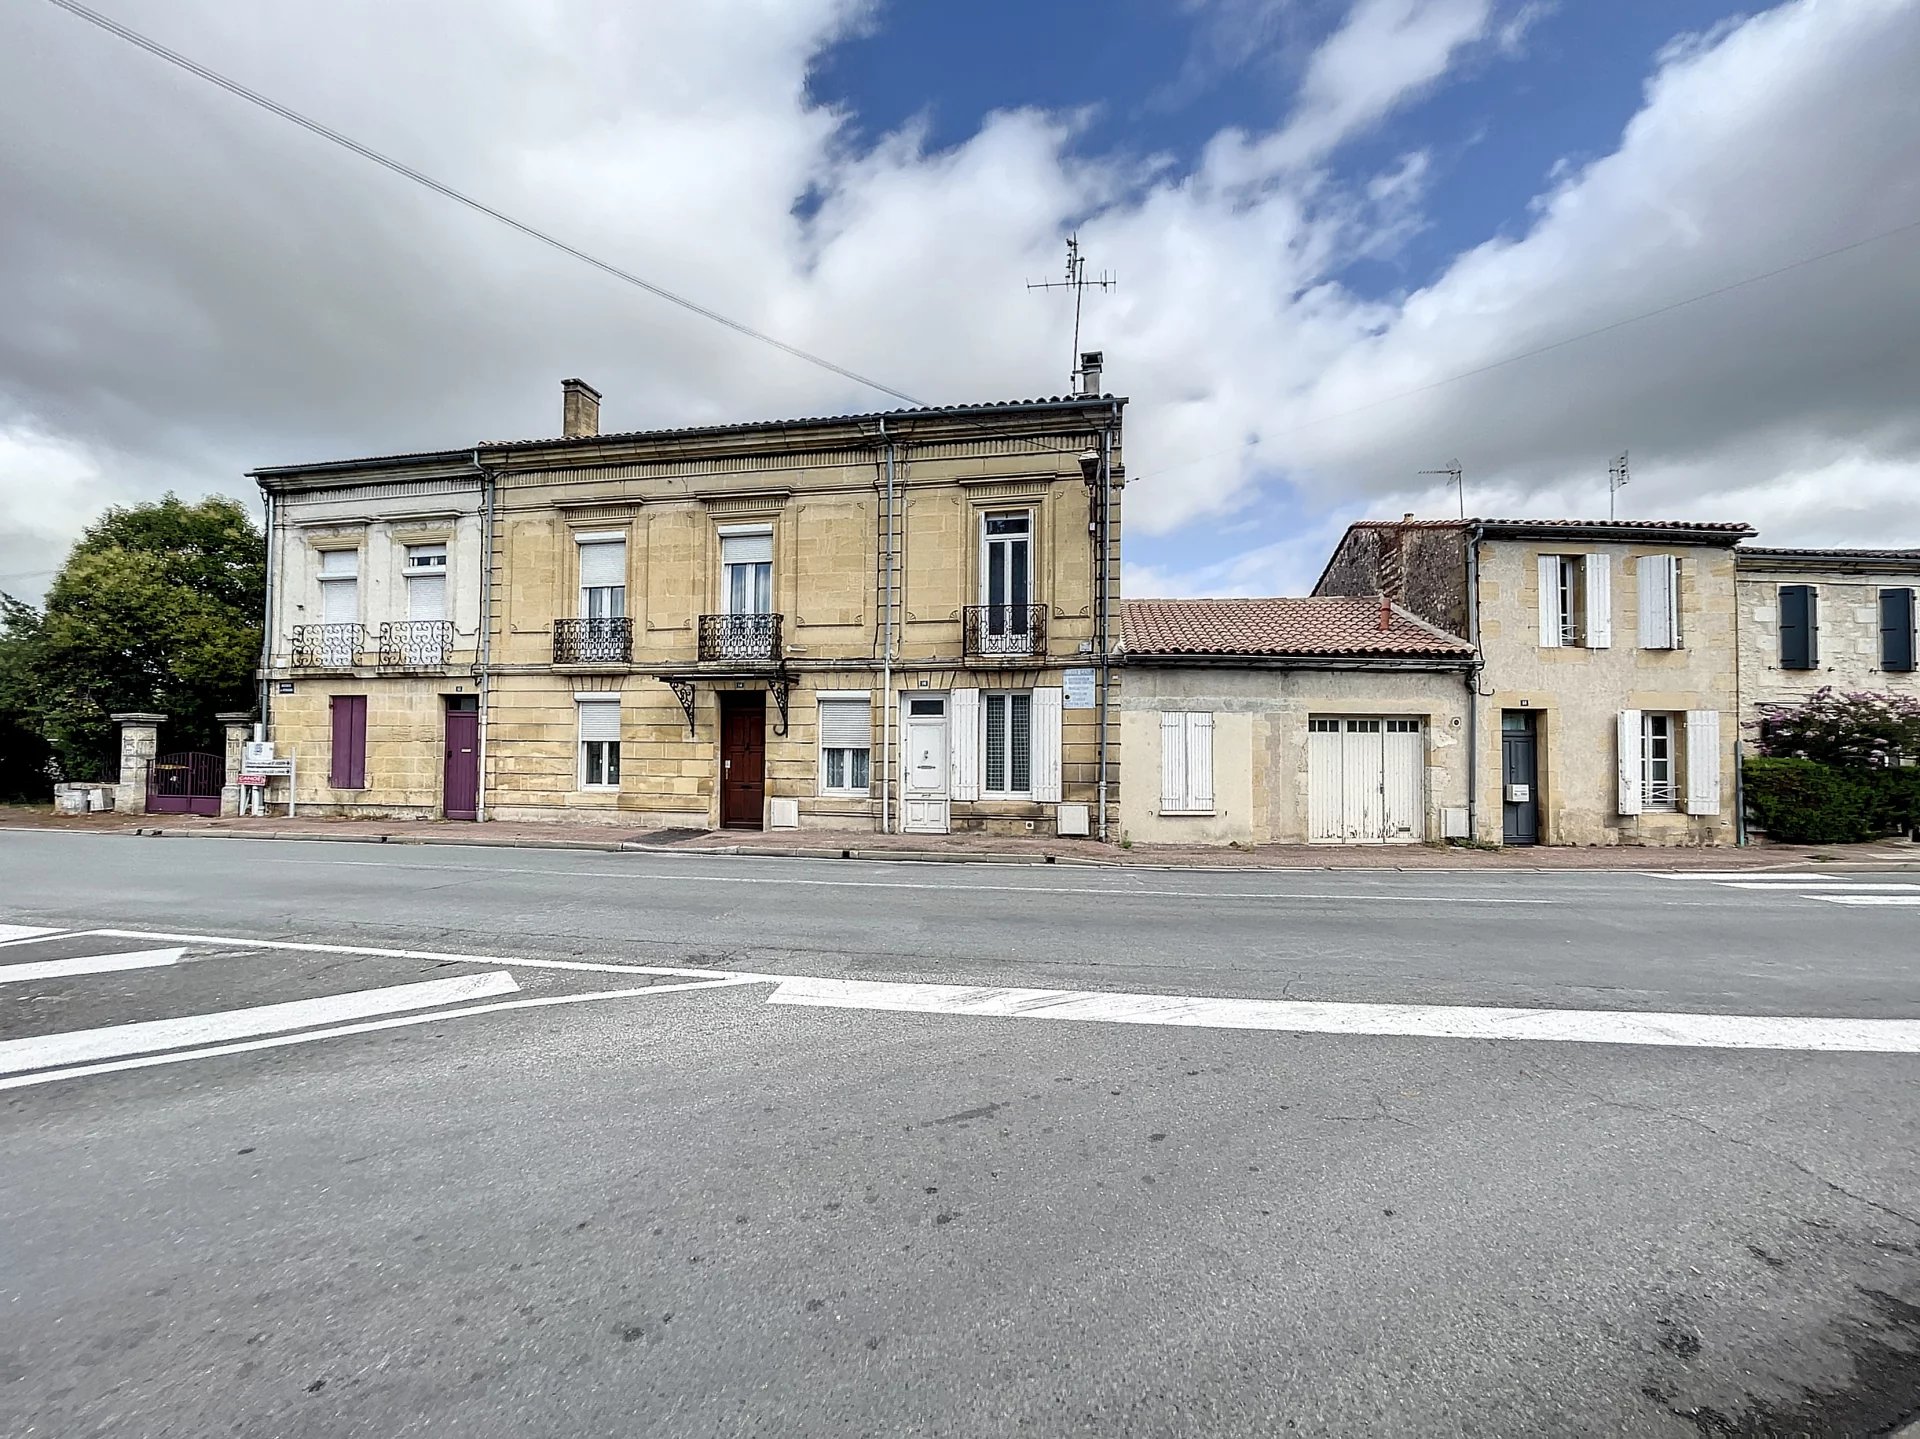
[1419,461,1465,519]
[1608,451,1630,520]
[1027,235,1116,392]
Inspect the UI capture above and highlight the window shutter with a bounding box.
[1807,586,1819,666]
[578,540,626,590]
[1779,585,1806,668]
[720,531,773,566]
[1584,553,1611,649]
[1537,555,1561,648]
[1880,589,1915,672]
[1185,712,1214,812]
[1030,687,1062,802]
[1160,712,1186,811]
[1668,556,1684,647]
[1685,710,1721,816]
[949,688,981,801]
[1616,709,1643,815]
[817,696,871,748]
[408,574,446,622]
[319,549,358,577]
[1638,555,1679,649]
[330,695,366,789]
[577,700,620,743]
[322,575,358,625]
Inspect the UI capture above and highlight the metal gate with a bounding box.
[147,751,224,816]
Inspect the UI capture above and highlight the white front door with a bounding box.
[901,694,949,834]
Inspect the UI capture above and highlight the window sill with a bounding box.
[1157,809,1216,818]
[819,791,874,801]
[576,786,621,794]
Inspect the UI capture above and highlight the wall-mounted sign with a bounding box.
[1062,668,1097,709]
[276,681,295,695]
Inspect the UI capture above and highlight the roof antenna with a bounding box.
[1027,235,1116,393]
[1419,461,1464,519]
[1608,451,1630,520]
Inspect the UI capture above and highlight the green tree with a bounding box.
[28,495,265,782]
[0,594,51,799]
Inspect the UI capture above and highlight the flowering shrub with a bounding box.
[1749,687,1920,769]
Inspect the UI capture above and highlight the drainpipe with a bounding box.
[1464,522,1485,840]
[879,417,896,835]
[1096,410,1116,841]
[471,449,496,823]
[258,490,276,732]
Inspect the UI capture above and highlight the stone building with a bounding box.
[1732,547,1920,730]
[1117,598,1474,846]
[1315,518,1753,846]
[253,377,1125,836]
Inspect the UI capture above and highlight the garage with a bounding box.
[1307,717,1426,842]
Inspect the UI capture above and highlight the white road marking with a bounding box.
[1655,872,1840,882]
[0,970,520,1075]
[82,928,763,981]
[767,976,1920,1054]
[0,975,767,1091]
[1815,895,1920,906]
[0,925,62,945]
[1721,882,1920,892]
[0,947,184,983]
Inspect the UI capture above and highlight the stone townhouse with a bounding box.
[1117,597,1475,846]
[1732,547,1920,735]
[1314,518,1753,846]
[254,376,1125,837]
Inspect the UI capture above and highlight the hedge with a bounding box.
[1743,757,1920,844]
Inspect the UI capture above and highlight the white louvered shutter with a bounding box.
[1030,687,1062,802]
[1685,710,1721,816]
[817,696,871,749]
[1185,712,1214,812]
[1638,555,1680,649]
[578,540,625,589]
[1160,712,1186,811]
[1584,553,1611,649]
[949,688,981,801]
[1617,709,1643,815]
[577,700,620,743]
[1537,555,1561,648]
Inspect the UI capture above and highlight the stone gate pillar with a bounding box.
[216,711,255,817]
[110,712,167,813]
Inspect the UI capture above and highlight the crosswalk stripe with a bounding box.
[0,970,519,1075]
[0,925,62,945]
[0,948,184,983]
[1814,895,1920,906]
[1720,882,1920,892]
[767,977,1920,1053]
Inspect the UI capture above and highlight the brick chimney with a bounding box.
[561,378,601,439]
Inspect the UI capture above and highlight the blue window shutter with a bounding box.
[1779,586,1814,670]
[1883,589,1916,672]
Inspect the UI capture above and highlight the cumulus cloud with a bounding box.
[0,0,1915,605]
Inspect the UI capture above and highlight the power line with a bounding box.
[43,0,926,409]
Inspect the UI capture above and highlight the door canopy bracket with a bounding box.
[769,664,791,737]
[663,677,698,737]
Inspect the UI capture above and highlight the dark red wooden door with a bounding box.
[443,707,479,820]
[719,694,765,829]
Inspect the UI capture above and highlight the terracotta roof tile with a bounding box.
[1345,517,1755,535]
[1121,597,1473,660]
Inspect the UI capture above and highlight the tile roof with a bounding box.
[1345,517,1755,535]
[1121,597,1474,660]
[1736,546,1920,561]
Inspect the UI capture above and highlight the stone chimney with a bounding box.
[561,378,601,438]
[1378,515,1410,605]
[1078,350,1104,397]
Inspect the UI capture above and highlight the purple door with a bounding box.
[443,704,479,820]
[147,752,223,816]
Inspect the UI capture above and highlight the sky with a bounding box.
[2,0,1918,605]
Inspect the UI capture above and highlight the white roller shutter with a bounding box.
[1617,709,1643,816]
[578,540,626,589]
[949,688,981,801]
[1184,712,1214,813]
[407,574,446,622]
[577,699,620,743]
[1031,687,1062,802]
[817,696,871,748]
[1584,553,1612,649]
[1537,555,1561,648]
[1685,710,1721,816]
[720,531,773,565]
[321,575,357,625]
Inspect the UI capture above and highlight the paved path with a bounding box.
[3,830,1918,1436]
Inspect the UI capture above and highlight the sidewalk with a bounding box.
[3,804,1914,870]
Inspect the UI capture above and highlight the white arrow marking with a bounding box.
[0,948,185,983]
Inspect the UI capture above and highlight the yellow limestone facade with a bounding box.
[255,388,1125,838]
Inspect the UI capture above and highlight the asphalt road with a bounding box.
[4,829,1919,1437]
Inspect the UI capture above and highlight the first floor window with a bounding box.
[578,700,621,789]
[1641,712,1677,810]
[984,691,1032,796]
[577,537,627,619]
[818,696,872,795]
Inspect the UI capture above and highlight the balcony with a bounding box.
[963,603,1047,660]
[378,620,455,670]
[699,612,783,662]
[554,617,633,666]
[289,623,365,671]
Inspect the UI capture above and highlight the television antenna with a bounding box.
[1419,461,1465,519]
[1608,451,1630,519]
[1027,235,1116,392]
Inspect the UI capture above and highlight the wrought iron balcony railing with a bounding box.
[698,612,783,662]
[963,603,1047,659]
[290,623,366,669]
[553,616,633,666]
[377,620,455,669]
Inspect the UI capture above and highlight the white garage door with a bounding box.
[1307,717,1425,843]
